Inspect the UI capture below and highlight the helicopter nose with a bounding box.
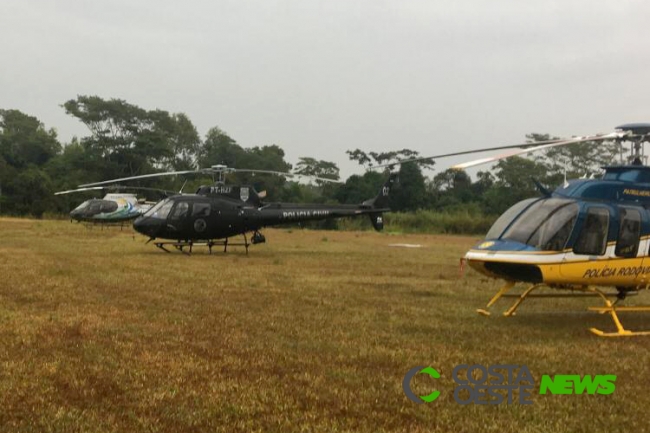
[70,209,85,221]
[133,216,162,237]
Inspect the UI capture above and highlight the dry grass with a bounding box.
[0,217,649,432]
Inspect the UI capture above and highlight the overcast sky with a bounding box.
[2,0,649,178]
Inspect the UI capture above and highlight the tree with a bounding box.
[530,133,623,182]
[346,148,435,170]
[336,171,385,204]
[480,156,549,214]
[294,157,340,182]
[0,110,61,216]
[0,109,61,168]
[197,127,293,199]
[389,163,427,211]
[63,95,200,177]
[197,126,243,167]
[346,148,432,211]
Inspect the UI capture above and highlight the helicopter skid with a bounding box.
[153,234,251,255]
[587,304,650,337]
[478,282,650,337]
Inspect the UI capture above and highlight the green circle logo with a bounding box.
[403,366,441,404]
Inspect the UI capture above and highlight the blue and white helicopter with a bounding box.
[378,123,650,337]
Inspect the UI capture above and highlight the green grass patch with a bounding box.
[0,218,647,432]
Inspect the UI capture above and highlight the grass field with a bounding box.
[0,217,649,432]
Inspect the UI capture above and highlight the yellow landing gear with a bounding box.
[478,282,650,337]
[585,287,650,337]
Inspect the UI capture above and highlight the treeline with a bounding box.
[0,96,623,233]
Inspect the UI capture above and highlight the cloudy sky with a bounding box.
[2,0,649,177]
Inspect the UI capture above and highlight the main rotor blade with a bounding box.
[79,170,201,187]
[451,132,624,169]
[79,167,342,187]
[55,186,105,195]
[233,168,342,183]
[369,138,567,169]
[56,185,177,196]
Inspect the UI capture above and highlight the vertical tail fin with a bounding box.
[362,172,398,209]
[362,173,398,232]
[369,213,384,231]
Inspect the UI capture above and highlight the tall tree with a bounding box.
[389,163,427,211]
[294,157,340,182]
[0,110,61,216]
[63,95,200,177]
[0,109,61,168]
[346,148,435,170]
[335,171,386,204]
[530,133,623,182]
[198,126,293,199]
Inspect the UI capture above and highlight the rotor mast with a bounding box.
[617,123,650,166]
[211,164,230,185]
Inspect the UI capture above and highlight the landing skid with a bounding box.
[478,282,650,337]
[152,232,252,255]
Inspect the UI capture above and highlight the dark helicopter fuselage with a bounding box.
[133,176,395,241]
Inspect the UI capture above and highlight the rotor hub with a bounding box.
[615,123,650,165]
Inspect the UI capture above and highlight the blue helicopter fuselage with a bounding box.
[466,166,650,288]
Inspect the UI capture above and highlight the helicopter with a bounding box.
[55,167,337,225]
[78,165,397,254]
[381,123,650,337]
[54,186,174,224]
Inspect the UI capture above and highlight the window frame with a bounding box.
[192,202,211,218]
[572,206,610,256]
[615,207,641,258]
[169,201,190,222]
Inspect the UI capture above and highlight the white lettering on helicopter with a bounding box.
[281,210,331,219]
[210,186,232,194]
[582,265,650,279]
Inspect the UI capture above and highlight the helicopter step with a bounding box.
[477,282,650,337]
[152,231,264,255]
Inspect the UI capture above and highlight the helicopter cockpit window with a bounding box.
[145,199,174,219]
[616,208,641,258]
[170,201,190,221]
[88,201,102,214]
[501,198,578,251]
[527,203,579,251]
[573,207,610,256]
[73,201,91,211]
[99,201,118,213]
[485,198,538,240]
[192,202,211,217]
[604,169,650,183]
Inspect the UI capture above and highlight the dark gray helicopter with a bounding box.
[80,165,397,253]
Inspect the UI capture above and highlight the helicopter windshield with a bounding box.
[485,198,538,240]
[73,200,91,211]
[144,199,174,219]
[500,198,579,251]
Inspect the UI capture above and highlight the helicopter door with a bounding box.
[167,201,191,237]
[614,207,646,284]
[572,207,610,257]
[614,208,641,259]
[559,206,611,281]
[191,202,211,236]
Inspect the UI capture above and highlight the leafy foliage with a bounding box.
[0,98,629,234]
